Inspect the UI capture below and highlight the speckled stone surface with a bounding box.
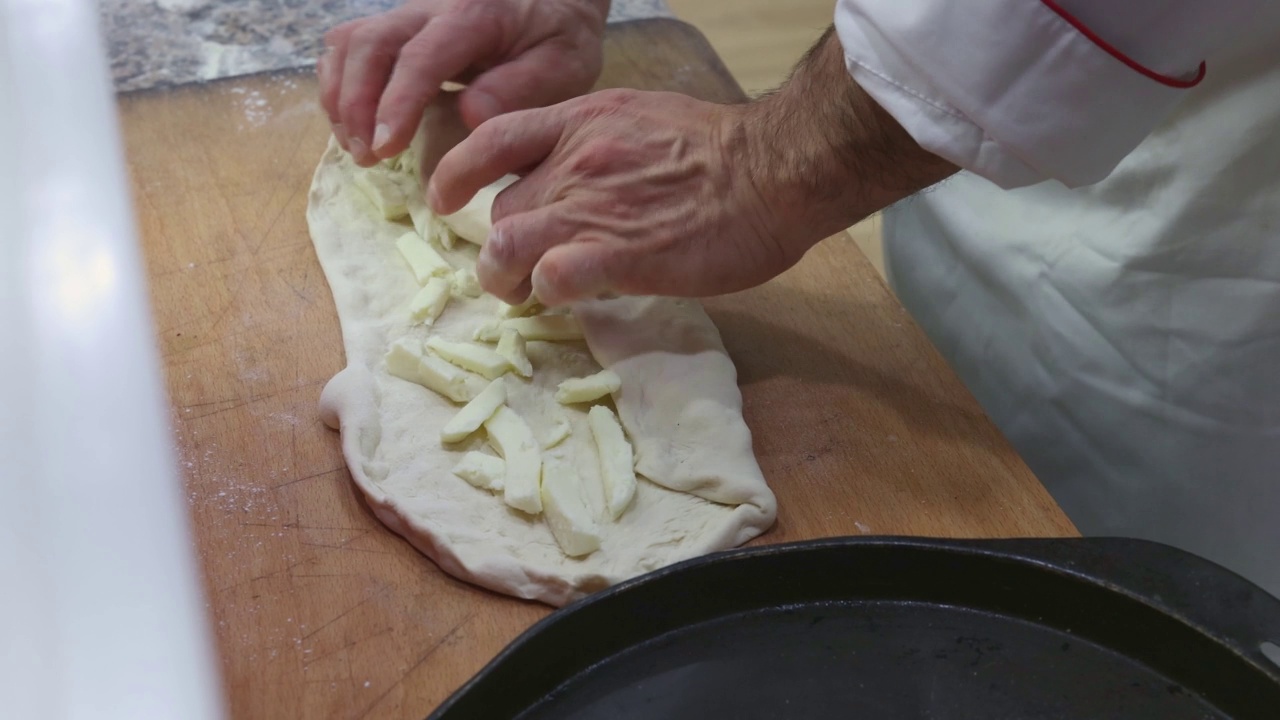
[103,0,673,92]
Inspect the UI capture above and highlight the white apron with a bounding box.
[885,33,1280,598]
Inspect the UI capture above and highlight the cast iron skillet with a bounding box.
[427,538,1280,719]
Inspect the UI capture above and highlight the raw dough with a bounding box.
[307,138,776,606]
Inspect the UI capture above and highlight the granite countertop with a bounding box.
[103,0,673,92]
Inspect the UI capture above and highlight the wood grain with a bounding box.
[120,19,1074,720]
[668,0,833,94]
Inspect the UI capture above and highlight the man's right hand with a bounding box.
[427,28,959,306]
[318,0,610,167]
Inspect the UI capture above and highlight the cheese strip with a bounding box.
[419,354,485,402]
[502,315,583,342]
[439,226,458,250]
[588,405,637,519]
[556,370,621,405]
[541,412,571,449]
[473,320,502,343]
[406,194,434,238]
[353,167,409,220]
[440,378,506,443]
[497,295,541,318]
[541,455,602,557]
[408,197,458,250]
[386,150,414,175]
[439,174,517,245]
[409,276,451,325]
[385,338,425,384]
[452,452,505,492]
[496,327,533,378]
[451,268,483,298]
[484,406,542,514]
[384,338,484,403]
[395,231,452,283]
[426,336,512,380]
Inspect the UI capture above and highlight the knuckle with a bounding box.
[477,117,519,162]
[537,247,604,305]
[337,95,364,121]
[490,188,516,220]
[535,257,569,297]
[323,20,358,48]
[566,89,635,125]
[591,88,635,112]
[486,222,517,265]
[453,2,504,39]
[395,27,443,67]
[565,96,599,120]
[475,258,512,300]
[348,23,381,47]
[569,139,622,175]
[395,43,431,69]
[350,19,403,52]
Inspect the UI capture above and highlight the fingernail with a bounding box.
[372,123,392,153]
[468,91,502,124]
[332,123,349,149]
[348,135,369,162]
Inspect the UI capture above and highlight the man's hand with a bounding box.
[428,28,959,305]
[317,0,610,166]
[429,90,790,305]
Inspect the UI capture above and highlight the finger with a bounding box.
[459,44,596,128]
[428,106,569,215]
[338,9,428,165]
[372,11,501,159]
[530,241,619,307]
[478,205,580,304]
[489,167,551,222]
[319,19,360,128]
[318,59,351,149]
[534,236,730,305]
[540,237,768,301]
[414,91,470,182]
[316,53,347,150]
[509,278,535,305]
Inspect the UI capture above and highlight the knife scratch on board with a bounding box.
[354,614,478,720]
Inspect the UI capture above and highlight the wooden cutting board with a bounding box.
[120,18,1076,720]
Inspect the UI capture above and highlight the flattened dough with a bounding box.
[307,138,775,606]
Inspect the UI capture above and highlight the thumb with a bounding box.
[460,45,598,128]
[530,242,617,307]
[534,236,756,303]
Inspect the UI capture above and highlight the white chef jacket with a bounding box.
[835,0,1280,598]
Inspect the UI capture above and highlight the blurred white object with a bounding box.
[0,1,225,718]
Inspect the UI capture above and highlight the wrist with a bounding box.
[730,28,957,255]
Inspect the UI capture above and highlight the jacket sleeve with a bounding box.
[834,0,1265,188]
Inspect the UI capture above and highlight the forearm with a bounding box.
[730,28,958,251]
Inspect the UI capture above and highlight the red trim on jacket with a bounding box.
[1040,0,1206,88]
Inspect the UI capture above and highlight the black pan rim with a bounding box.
[427,536,1280,719]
